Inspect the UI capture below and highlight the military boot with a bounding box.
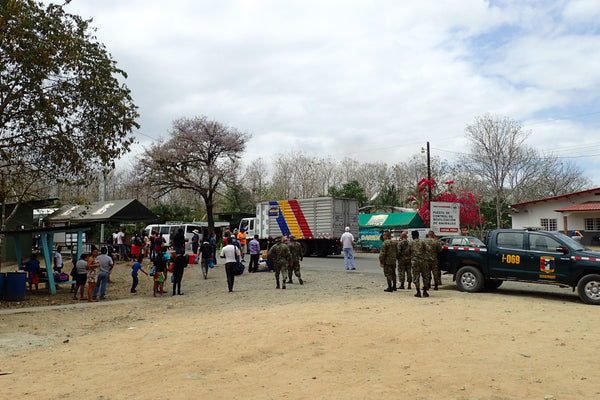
[399,283,405,290]
[288,277,293,284]
[423,288,430,297]
[384,280,393,292]
[282,282,286,289]
[392,281,397,291]
[298,278,304,285]
[408,282,412,290]
[414,288,421,297]
[434,284,439,291]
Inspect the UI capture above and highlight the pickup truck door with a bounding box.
[489,231,534,279]
[526,232,572,283]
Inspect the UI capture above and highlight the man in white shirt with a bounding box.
[53,246,64,273]
[93,247,114,300]
[340,226,356,270]
[220,235,241,292]
[117,229,128,261]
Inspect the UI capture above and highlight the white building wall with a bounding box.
[510,192,600,232]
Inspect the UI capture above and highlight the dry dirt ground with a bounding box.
[1,257,599,400]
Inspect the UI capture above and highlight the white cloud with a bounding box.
[53,0,600,185]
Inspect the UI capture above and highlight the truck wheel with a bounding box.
[577,274,600,305]
[456,266,484,293]
[484,279,503,291]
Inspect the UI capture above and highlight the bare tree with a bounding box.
[270,154,294,199]
[314,156,338,196]
[389,154,453,207]
[355,162,389,202]
[137,116,250,235]
[466,114,530,228]
[335,157,361,185]
[509,153,591,203]
[243,158,270,204]
[539,159,591,196]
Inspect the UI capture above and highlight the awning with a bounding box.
[555,201,600,212]
[359,212,425,229]
[45,199,159,225]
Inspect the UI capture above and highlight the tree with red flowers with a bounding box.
[409,179,485,228]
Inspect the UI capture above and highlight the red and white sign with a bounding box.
[431,201,460,236]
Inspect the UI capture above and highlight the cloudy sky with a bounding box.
[60,0,600,185]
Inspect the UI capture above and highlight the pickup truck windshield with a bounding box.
[554,232,586,251]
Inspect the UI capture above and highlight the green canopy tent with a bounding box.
[358,212,426,249]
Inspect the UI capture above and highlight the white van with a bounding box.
[144,222,232,251]
[144,223,203,248]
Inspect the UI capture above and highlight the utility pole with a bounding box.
[427,141,432,215]
[100,170,106,243]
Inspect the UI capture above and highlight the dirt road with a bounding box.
[1,256,598,399]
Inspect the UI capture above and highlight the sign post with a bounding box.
[430,202,460,236]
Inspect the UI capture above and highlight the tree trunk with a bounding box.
[204,195,215,238]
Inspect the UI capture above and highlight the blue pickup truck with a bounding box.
[439,229,600,305]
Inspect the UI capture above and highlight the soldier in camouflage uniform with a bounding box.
[379,231,397,292]
[425,231,443,290]
[268,236,292,289]
[397,231,412,290]
[287,235,304,285]
[410,230,430,298]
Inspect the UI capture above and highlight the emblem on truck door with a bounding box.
[540,256,555,273]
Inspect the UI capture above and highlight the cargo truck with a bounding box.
[239,197,359,256]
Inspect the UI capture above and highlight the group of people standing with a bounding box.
[72,246,114,302]
[113,228,159,263]
[266,235,303,290]
[379,230,442,298]
[218,229,304,292]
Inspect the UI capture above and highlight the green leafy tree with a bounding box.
[222,184,255,213]
[0,0,138,228]
[370,183,401,212]
[328,180,368,207]
[150,203,194,224]
[0,0,138,177]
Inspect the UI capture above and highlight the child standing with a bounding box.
[73,253,88,300]
[153,251,166,297]
[23,254,41,291]
[131,261,148,293]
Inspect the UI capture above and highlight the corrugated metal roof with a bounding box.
[46,199,159,224]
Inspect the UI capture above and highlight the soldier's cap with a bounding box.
[290,235,296,240]
[274,236,283,242]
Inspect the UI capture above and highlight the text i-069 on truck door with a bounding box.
[439,229,600,305]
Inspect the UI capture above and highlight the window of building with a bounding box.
[540,218,557,231]
[584,218,600,230]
